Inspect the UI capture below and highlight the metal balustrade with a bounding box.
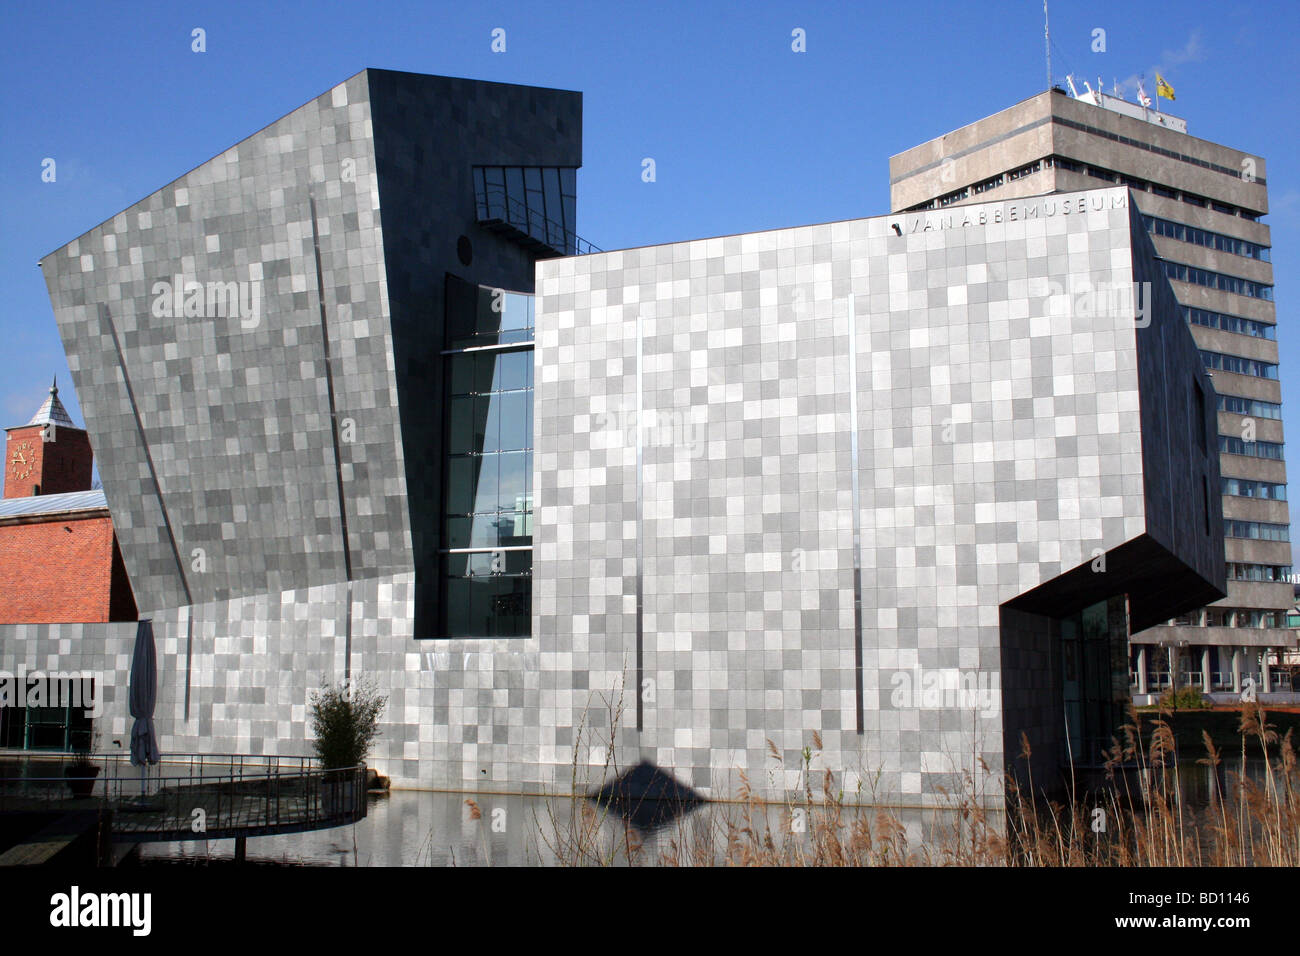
[475,184,601,256]
[0,752,367,843]
[1132,670,1293,695]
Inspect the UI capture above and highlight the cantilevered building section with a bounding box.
[890,88,1295,701]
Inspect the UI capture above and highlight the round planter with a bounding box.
[65,764,100,799]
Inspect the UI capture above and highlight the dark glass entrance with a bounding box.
[1060,596,1129,763]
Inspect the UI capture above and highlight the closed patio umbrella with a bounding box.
[129,619,160,770]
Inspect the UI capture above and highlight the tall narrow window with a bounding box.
[439,277,534,638]
[1192,379,1207,454]
[1202,474,1211,536]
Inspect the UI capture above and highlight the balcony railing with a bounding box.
[0,751,368,842]
[475,184,601,257]
[1130,671,1294,692]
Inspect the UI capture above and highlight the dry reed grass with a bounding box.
[542,700,1298,867]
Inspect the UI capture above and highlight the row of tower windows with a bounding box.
[909,154,1264,221]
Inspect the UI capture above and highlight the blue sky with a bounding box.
[2,0,1298,510]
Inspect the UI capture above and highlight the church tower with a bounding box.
[4,379,93,498]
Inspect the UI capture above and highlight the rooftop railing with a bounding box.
[475,184,601,256]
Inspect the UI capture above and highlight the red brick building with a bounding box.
[0,382,136,623]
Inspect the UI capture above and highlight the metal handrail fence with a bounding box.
[0,753,367,841]
[475,184,602,255]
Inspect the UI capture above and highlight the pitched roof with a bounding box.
[0,489,107,520]
[25,378,76,428]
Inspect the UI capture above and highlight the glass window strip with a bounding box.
[1188,307,1276,340]
[1226,562,1293,582]
[1052,117,1267,185]
[1201,350,1279,379]
[1221,477,1287,500]
[1224,519,1290,541]
[1167,261,1273,301]
[903,154,1266,220]
[1218,435,1285,459]
[1144,215,1270,261]
[1217,395,1282,419]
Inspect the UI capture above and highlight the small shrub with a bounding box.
[309,679,387,770]
[1158,684,1213,711]
[69,731,100,770]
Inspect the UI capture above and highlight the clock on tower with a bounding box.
[3,379,94,499]
[8,438,34,482]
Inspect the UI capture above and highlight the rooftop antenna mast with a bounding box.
[1044,0,1052,90]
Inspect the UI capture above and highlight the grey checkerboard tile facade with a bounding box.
[40,70,407,612]
[8,67,1222,809]
[533,186,1221,804]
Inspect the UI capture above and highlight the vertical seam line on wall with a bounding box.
[183,609,193,720]
[1161,322,1172,538]
[847,295,865,735]
[344,579,354,682]
[635,307,644,732]
[308,189,354,677]
[100,305,192,605]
